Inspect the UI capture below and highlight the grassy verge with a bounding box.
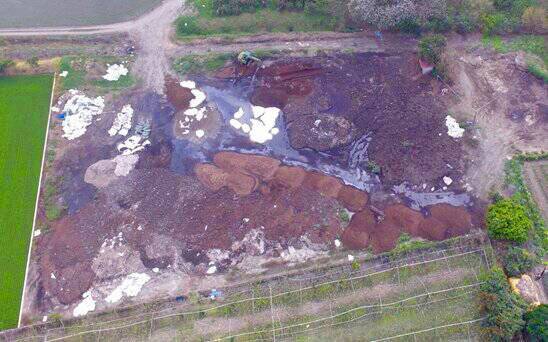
[172,49,285,75]
[482,35,547,82]
[175,0,346,39]
[0,74,53,330]
[58,56,135,92]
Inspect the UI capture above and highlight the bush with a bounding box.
[479,267,527,341]
[211,0,264,16]
[418,34,446,64]
[525,304,548,341]
[27,56,39,68]
[397,18,422,34]
[486,198,533,243]
[527,63,548,83]
[0,59,14,73]
[453,13,476,33]
[482,12,511,34]
[176,16,205,36]
[503,246,539,277]
[522,7,547,33]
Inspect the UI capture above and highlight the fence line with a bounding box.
[35,247,485,337]
[249,289,481,342]
[212,282,483,341]
[12,236,485,337]
[370,317,486,342]
[13,245,488,342]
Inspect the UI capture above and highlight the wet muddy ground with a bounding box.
[27,51,489,320]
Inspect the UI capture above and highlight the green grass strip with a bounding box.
[0,74,53,330]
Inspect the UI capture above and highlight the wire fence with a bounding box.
[3,234,491,342]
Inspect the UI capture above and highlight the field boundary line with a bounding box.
[370,317,486,341]
[18,73,56,328]
[38,248,486,335]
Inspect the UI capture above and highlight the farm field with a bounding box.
[0,0,162,28]
[0,75,53,330]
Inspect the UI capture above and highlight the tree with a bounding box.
[418,34,446,64]
[486,198,532,243]
[503,246,539,277]
[525,304,548,341]
[479,267,527,341]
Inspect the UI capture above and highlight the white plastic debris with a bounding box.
[59,71,68,78]
[180,80,196,89]
[443,176,453,186]
[195,129,205,138]
[34,229,41,237]
[108,104,134,136]
[347,254,355,262]
[73,291,96,317]
[233,107,244,119]
[189,89,206,108]
[50,273,56,279]
[102,64,129,81]
[62,92,105,140]
[117,135,151,155]
[445,115,465,138]
[105,273,151,303]
[152,267,159,273]
[230,119,242,129]
[42,316,48,322]
[206,265,217,274]
[230,106,280,144]
[334,239,341,247]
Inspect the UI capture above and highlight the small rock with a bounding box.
[152,268,159,273]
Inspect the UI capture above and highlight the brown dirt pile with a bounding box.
[342,203,473,253]
[165,77,193,110]
[195,152,369,212]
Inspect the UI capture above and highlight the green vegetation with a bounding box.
[351,0,543,35]
[504,158,547,256]
[486,198,533,243]
[527,63,548,83]
[338,208,350,223]
[479,267,527,341]
[366,160,381,174]
[482,35,547,82]
[43,176,66,221]
[175,0,347,38]
[525,304,548,341]
[503,246,539,277]
[0,59,14,73]
[173,53,235,74]
[390,234,436,258]
[58,56,135,91]
[419,34,446,65]
[0,74,53,330]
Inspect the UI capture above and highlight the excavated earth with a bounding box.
[28,52,484,319]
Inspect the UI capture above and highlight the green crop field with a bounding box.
[0,0,162,28]
[0,75,53,330]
